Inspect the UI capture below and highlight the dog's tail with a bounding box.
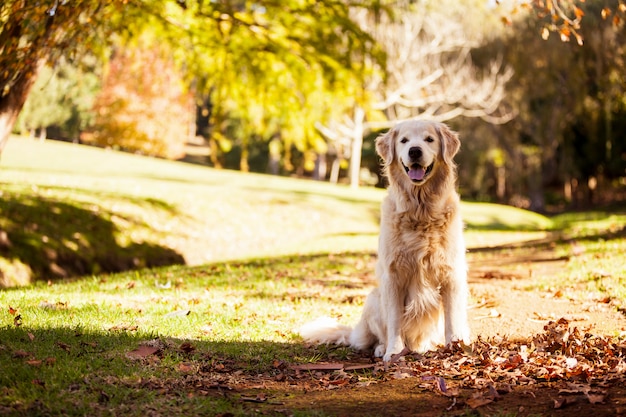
[299,317,352,346]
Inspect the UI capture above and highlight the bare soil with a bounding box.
[229,247,626,416]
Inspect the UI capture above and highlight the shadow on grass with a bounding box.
[0,325,332,416]
[469,223,626,256]
[0,189,184,287]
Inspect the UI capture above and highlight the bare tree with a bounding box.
[319,5,514,187]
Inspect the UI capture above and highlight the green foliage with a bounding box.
[15,57,100,139]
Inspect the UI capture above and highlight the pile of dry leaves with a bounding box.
[289,318,626,410]
[120,317,625,414]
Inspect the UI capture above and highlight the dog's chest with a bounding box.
[390,212,454,277]
[397,210,451,246]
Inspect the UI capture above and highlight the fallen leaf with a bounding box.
[126,345,159,359]
[26,360,42,366]
[13,350,30,358]
[587,393,605,404]
[28,332,35,341]
[554,396,578,409]
[475,309,501,320]
[31,379,45,387]
[56,342,71,352]
[467,397,494,409]
[179,342,195,353]
[8,306,17,315]
[14,314,22,327]
[329,378,350,387]
[178,363,194,372]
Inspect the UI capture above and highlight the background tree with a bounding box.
[470,0,626,210]
[0,0,386,160]
[318,0,513,188]
[88,35,192,159]
[0,0,124,154]
[16,56,100,141]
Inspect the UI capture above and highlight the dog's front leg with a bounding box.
[442,273,470,345]
[381,279,405,362]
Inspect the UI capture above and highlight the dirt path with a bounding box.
[468,251,626,340]
[239,248,626,416]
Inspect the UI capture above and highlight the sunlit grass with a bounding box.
[1,137,552,287]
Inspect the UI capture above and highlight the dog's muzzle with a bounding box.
[403,162,434,183]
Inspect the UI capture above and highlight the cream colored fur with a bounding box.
[300,120,470,361]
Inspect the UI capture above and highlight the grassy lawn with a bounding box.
[1,137,625,416]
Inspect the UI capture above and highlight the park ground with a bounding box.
[1,137,625,416]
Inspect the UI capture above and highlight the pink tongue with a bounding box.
[409,167,425,181]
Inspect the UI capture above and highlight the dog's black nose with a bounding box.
[408,147,422,159]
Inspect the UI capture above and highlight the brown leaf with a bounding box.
[587,393,605,404]
[56,342,71,352]
[467,397,494,409]
[329,378,350,387]
[32,379,46,387]
[179,342,195,353]
[554,396,578,409]
[28,332,35,341]
[8,306,17,316]
[126,345,159,359]
[26,360,42,366]
[14,314,22,327]
[13,350,30,359]
[178,363,194,372]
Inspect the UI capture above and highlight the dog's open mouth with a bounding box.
[403,162,434,183]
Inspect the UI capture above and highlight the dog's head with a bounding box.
[375,120,460,186]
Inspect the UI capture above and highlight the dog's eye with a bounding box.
[400,137,409,144]
[425,136,434,143]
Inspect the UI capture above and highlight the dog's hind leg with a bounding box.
[349,290,381,351]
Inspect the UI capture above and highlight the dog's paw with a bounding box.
[374,344,385,358]
[383,337,406,362]
[445,330,471,347]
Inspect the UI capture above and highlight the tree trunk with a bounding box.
[329,158,341,184]
[0,60,43,155]
[313,153,327,181]
[348,106,365,188]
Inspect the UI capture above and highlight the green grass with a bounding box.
[0,136,552,287]
[1,137,625,416]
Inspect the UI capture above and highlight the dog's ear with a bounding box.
[375,127,397,164]
[437,123,460,166]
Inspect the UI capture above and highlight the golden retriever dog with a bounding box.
[300,120,470,361]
